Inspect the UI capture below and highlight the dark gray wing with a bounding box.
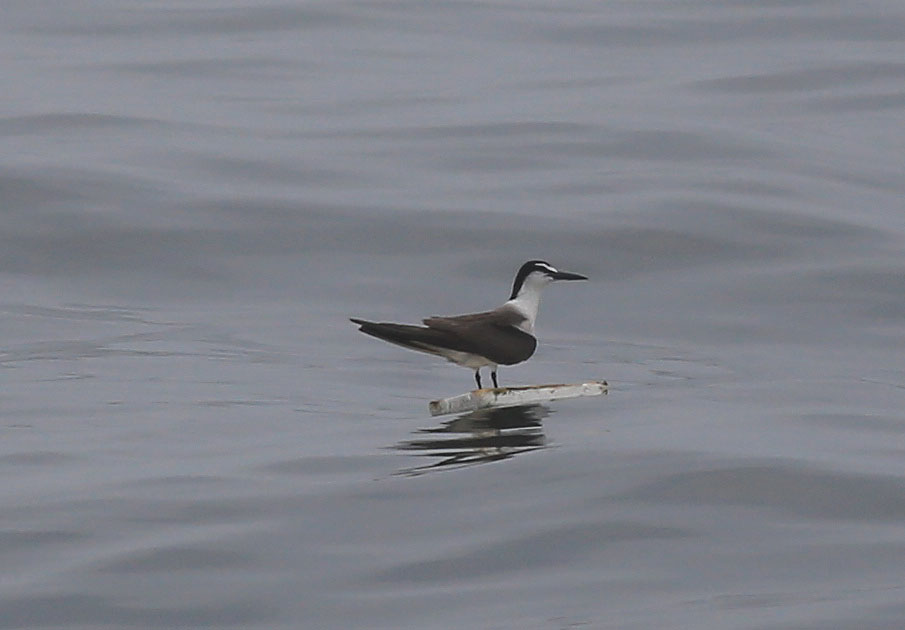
[423,307,537,365]
[351,318,472,356]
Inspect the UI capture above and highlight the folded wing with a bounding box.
[351,305,537,366]
[350,318,467,357]
[422,306,536,365]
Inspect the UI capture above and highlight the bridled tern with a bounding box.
[351,260,587,389]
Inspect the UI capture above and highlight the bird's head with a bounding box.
[509,260,588,299]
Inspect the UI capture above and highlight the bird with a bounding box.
[351,260,587,390]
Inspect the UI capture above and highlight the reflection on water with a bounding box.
[6,0,905,627]
[394,404,549,476]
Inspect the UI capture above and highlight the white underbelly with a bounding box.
[436,349,497,370]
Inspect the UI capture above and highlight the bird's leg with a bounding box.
[491,370,499,389]
[474,370,482,389]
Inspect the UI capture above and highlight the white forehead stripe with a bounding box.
[535,263,558,274]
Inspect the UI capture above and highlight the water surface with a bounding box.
[2,1,905,628]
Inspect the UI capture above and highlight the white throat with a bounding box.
[505,278,548,334]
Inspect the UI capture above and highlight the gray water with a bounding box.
[3,1,905,628]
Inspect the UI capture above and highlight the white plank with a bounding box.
[428,380,608,416]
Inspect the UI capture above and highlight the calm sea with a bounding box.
[2,1,905,628]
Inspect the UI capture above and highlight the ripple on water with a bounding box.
[624,463,905,521]
[373,520,690,584]
[97,545,256,574]
[0,594,273,629]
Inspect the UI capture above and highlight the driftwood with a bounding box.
[428,380,608,417]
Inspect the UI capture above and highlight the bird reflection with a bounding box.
[394,404,549,476]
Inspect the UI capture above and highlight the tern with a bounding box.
[351,260,587,389]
